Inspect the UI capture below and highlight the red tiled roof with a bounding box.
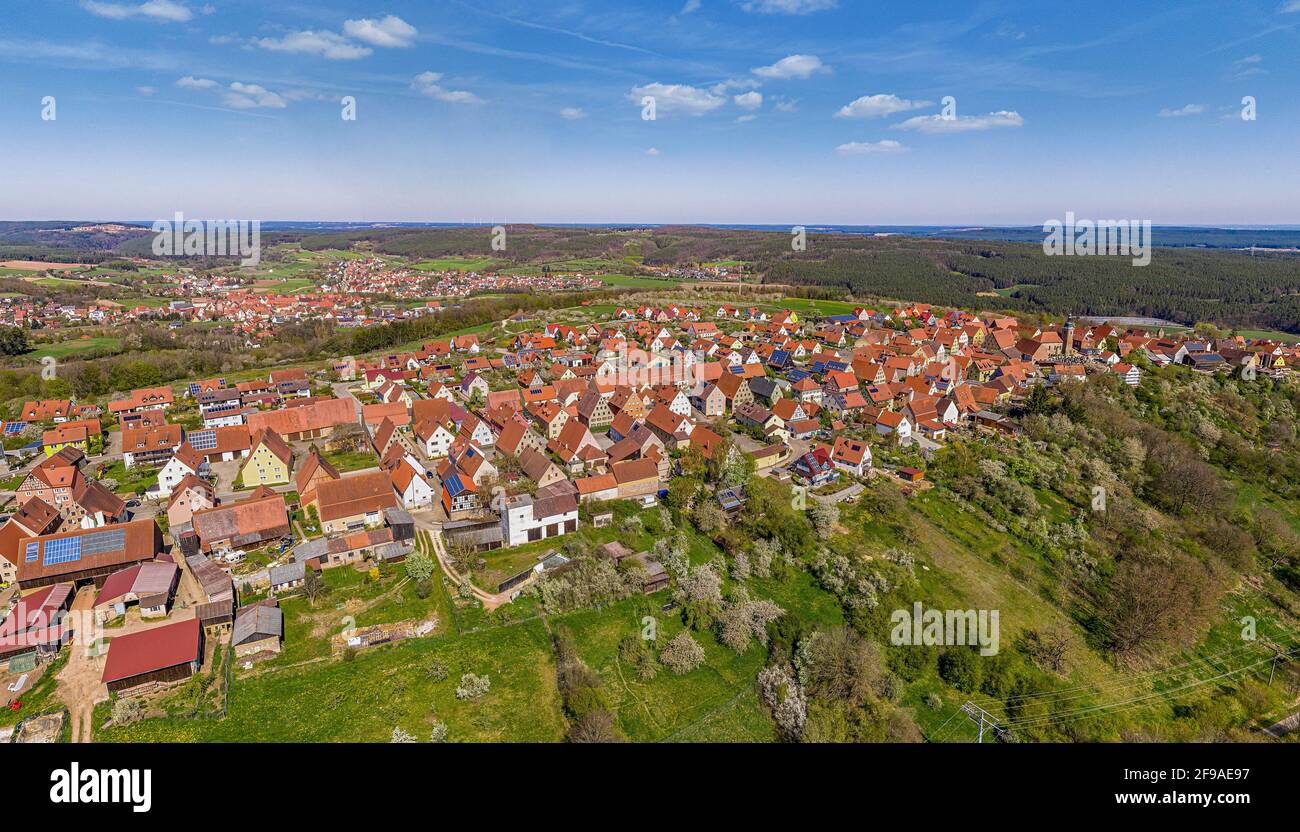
[101,617,201,684]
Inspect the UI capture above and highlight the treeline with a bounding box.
[348,289,625,354]
[763,238,1300,333]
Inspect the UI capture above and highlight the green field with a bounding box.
[29,336,123,360]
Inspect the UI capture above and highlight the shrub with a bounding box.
[659,631,706,675]
[455,673,491,700]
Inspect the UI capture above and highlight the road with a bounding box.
[410,510,519,611]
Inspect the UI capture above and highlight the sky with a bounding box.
[1,0,1298,225]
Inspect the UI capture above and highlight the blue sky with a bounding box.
[2,0,1298,224]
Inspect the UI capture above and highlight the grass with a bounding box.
[554,596,774,742]
[323,449,378,473]
[0,649,69,728]
[95,616,567,742]
[28,336,122,360]
[97,459,159,496]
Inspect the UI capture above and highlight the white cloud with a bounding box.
[136,85,157,96]
[177,76,288,109]
[176,75,218,89]
[891,110,1024,133]
[772,97,798,112]
[835,94,931,119]
[253,30,373,60]
[81,0,193,22]
[646,147,661,156]
[736,114,757,123]
[741,0,837,14]
[342,16,418,48]
[411,72,483,104]
[1157,104,1205,118]
[681,0,702,13]
[628,82,725,116]
[752,54,827,80]
[836,140,906,154]
[734,91,763,110]
[1281,1,1300,12]
[560,106,586,120]
[223,82,286,109]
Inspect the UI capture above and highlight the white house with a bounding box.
[156,443,206,498]
[415,419,457,459]
[390,456,435,509]
[500,484,579,547]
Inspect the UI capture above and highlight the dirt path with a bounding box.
[422,527,517,611]
[57,587,104,743]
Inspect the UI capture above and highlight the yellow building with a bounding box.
[240,428,294,486]
[42,424,90,457]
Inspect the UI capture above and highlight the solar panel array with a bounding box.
[4,421,27,435]
[187,429,217,451]
[24,541,38,562]
[40,527,127,567]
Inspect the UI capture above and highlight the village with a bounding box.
[0,290,1293,742]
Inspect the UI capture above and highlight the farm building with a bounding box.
[101,617,204,694]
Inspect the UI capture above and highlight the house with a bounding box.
[20,399,76,423]
[0,582,74,662]
[689,382,727,418]
[101,617,204,694]
[92,561,180,624]
[295,449,340,506]
[645,404,694,450]
[518,446,567,490]
[121,423,184,468]
[792,447,838,487]
[41,423,93,457]
[240,428,294,487]
[500,482,579,546]
[232,603,284,657]
[245,397,356,442]
[269,562,306,595]
[186,553,235,604]
[612,458,660,499]
[165,474,217,530]
[440,469,480,517]
[830,436,872,477]
[875,411,913,440]
[14,453,83,514]
[575,473,619,503]
[576,387,614,430]
[17,519,164,589]
[0,498,63,585]
[714,372,754,410]
[309,470,399,534]
[413,417,458,459]
[191,491,291,558]
[390,456,435,509]
[156,442,207,498]
[107,386,175,416]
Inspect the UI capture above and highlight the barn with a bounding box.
[101,617,204,694]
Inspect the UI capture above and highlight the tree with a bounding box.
[302,568,326,606]
[937,647,982,693]
[455,673,491,700]
[1025,383,1054,416]
[0,326,30,356]
[659,630,706,674]
[809,501,840,537]
[405,548,435,583]
[569,709,623,743]
[693,500,727,534]
[1105,552,1220,661]
[795,627,883,703]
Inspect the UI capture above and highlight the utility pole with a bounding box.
[960,701,1006,743]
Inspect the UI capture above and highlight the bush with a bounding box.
[937,647,981,693]
[455,673,491,700]
[111,697,144,725]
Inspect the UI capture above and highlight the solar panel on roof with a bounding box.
[43,535,81,566]
[24,541,38,562]
[4,421,27,435]
[188,429,217,451]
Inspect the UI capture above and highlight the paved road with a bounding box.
[331,382,364,423]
